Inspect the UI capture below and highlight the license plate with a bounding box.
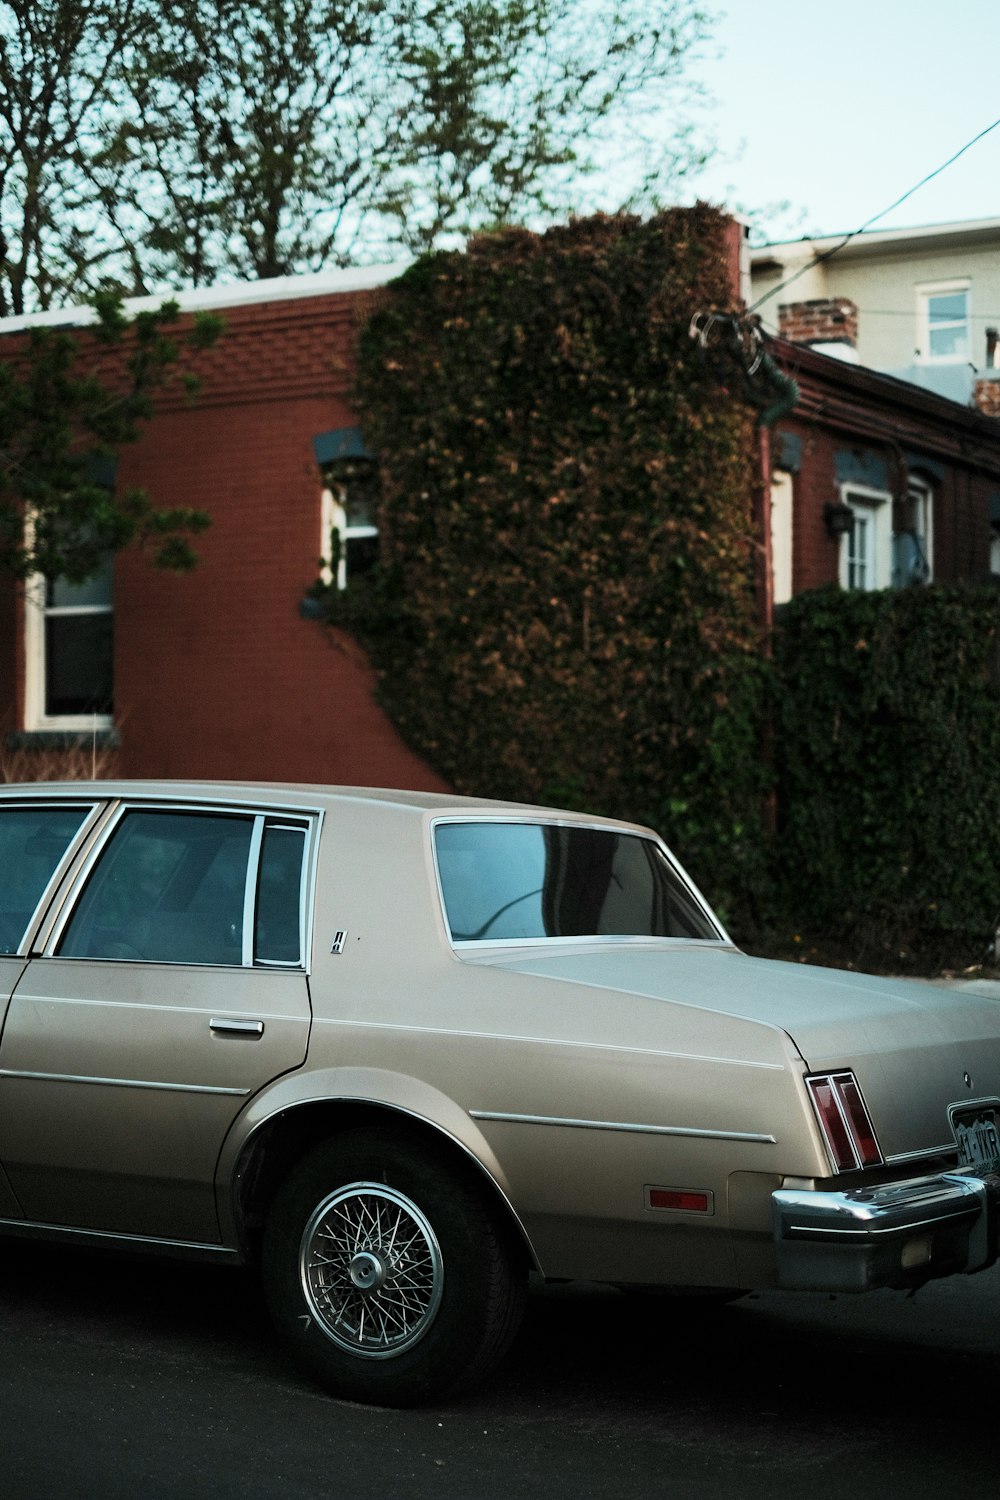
[952,1107,1000,1173]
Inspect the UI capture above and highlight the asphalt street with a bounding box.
[3,1234,1000,1500]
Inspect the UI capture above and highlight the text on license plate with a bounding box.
[953,1107,1000,1171]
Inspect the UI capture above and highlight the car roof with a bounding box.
[0,781,652,832]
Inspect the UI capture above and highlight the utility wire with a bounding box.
[748,117,1000,315]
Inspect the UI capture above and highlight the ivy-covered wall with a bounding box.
[771,584,1000,969]
[346,209,769,930]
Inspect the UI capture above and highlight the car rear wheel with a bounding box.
[261,1128,526,1406]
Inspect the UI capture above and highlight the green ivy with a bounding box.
[333,209,771,934]
[772,584,1000,968]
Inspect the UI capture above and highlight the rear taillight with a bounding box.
[807,1071,883,1171]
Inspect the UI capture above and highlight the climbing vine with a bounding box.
[326,209,769,931]
[772,584,1000,968]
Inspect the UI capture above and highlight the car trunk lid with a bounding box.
[484,944,1000,1163]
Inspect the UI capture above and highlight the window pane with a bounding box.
[927,291,968,357]
[848,513,869,590]
[928,292,967,323]
[929,322,968,358]
[0,806,90,953]
[435,822,719,942]
[255,823,306,963]
[60,811,253,965]
[345,492,376,529]
[45,613,113,716]
[48,554,114,609]
[345,532,379,578]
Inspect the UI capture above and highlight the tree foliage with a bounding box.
[1,0,714,309]
[0,292,222,581]
[339,208,768,932]
[0,0,154,315]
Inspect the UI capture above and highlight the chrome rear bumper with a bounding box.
[773,1171,999,1292]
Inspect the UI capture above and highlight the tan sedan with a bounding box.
[1,781,999,1405]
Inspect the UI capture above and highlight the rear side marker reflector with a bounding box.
[807,1071,883,1171]
[647,1187,713,1214]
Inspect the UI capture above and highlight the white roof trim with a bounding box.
[0,261,413,336]
[752,215,1000,264]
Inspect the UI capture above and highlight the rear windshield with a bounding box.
[435,821,721,944]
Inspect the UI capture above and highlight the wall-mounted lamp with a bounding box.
[824,501,854,538]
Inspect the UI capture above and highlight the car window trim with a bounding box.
[38,798,321,972]
[253,821,312,970]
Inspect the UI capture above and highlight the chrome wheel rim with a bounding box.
[299,1181,444,1359]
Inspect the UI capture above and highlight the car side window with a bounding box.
[255,822,306,964]
[59,810,254,966]
[56,807,311,967]
[0,804,91,954]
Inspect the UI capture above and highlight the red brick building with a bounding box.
[762,300,1000,620]
[3,232,1000,788]
[0,268,449,789]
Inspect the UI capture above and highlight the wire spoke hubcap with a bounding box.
[299,1181,444,1359]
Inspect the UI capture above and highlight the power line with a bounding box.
[748,117,1000,315]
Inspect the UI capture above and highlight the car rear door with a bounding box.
[0,796,105,1220]
[0,800,315,1244]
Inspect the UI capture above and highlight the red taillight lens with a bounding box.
[836,1073,881,1166]
[807,1071,882,1171]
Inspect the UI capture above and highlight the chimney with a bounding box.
[974,375,1000,419]
[778,297,859,362]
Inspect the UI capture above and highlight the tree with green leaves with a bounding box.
[0,0,157,316]
[0,292,222,581]
[2,0,714,308]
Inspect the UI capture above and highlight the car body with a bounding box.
[2,780,999,1404]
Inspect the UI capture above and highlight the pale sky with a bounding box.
[688,0,1000,243]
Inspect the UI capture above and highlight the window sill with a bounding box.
[7,727,121,752]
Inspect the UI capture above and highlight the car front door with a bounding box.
[0,802,314,1244]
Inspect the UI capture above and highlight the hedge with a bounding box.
[771,583,1000,968]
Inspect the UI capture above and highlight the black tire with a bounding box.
[261,1127,526,1406]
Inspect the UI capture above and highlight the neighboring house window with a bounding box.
[23,555,114,731]
[320,459,379,591]
[838,486,892,591]
[840,481,934,591]
[892,477,933,587]
[917,281,970,362]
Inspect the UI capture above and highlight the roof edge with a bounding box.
[0,261,413,337]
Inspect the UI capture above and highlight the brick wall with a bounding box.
[2,286,451,791]
[974,376,1000,419]
[778,298,859,348]
[774,416,997,594]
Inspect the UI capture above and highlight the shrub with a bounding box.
[772,583,1000,968]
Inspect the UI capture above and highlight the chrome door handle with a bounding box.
[210,1017,264,1038]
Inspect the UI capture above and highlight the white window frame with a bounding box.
[320,481,379,592]
[23,571,114,733]
[916,280,971,364]
[838,484,892,592]
[770,469,794,605]
[894,476,933,586]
